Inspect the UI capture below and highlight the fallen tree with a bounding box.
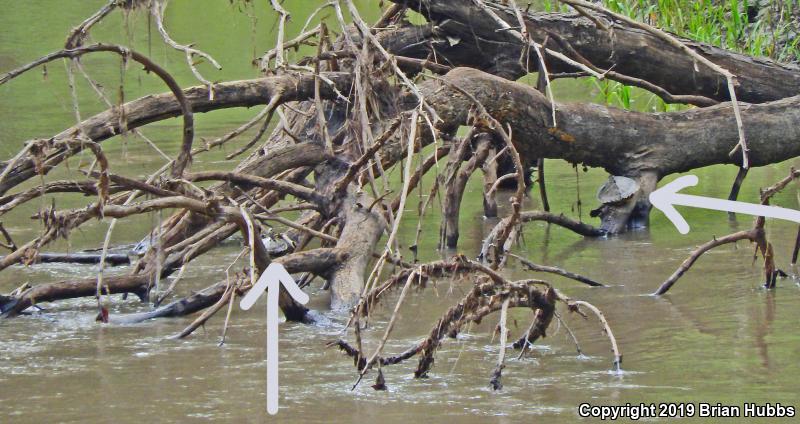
[0,0,798,389]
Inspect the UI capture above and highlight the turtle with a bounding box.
[261,233,291,257]
[596,175,640,205]
[591,175,645,233]
[131,237,152,256]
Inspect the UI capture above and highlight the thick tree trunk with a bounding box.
[390,0,800,103]
[328,196,385,310]
[1,275,150,317]
[426,68,800,174]
[422,67,800,230]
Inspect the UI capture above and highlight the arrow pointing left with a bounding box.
[240,262,309,415]
[649,175,800,234]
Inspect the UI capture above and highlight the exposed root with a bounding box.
[512,285,556,352]
[480,210,605,265]
[335,261,619,388]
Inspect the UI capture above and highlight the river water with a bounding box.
[1,1,799,422]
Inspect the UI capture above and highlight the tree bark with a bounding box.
[422,67,800,230]
[390,0,800,103]
[441,135,492,248]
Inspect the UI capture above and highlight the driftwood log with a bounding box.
[0,0,797,387]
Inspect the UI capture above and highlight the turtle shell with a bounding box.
[262,235,290,257]
[131,236,151,256]
[596,176,640,204]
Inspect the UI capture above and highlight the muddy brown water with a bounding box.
[1,2,799,422]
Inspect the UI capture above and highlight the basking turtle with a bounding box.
[591,175,641,233]
[595,175,640,206]
[260,232,291,257]
[131,237,152,256]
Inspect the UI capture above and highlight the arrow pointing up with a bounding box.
[240,263,309,415]
[649,175,800,234]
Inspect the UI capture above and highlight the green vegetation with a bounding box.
[600,0,799,61]
[542,0,799,111]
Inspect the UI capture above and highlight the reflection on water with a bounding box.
[2,1,800,423]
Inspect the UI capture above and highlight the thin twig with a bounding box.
[572,300,621,369]
[509,253,605,287]
[151,0,222,99]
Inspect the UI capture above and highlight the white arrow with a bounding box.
[649,175,800,234]
[240,263,309,415]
